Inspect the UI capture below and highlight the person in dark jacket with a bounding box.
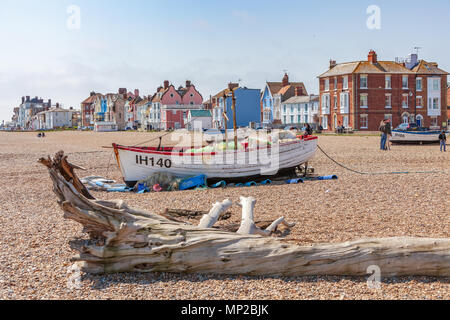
[439,130,447,152]
[384,119,392,150]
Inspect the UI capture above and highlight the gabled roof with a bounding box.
[266,82,307,96]
[410,60,449,75]
[81,94,102,104]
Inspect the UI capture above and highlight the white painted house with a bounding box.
[39,107,75,129]
[187,110,212,131]
[281,95,320,126]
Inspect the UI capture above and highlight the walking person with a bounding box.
[439,130,447,152]
[384,118,392,150]
[379,120,387,150]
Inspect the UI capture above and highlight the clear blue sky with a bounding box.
[1,0,449,122]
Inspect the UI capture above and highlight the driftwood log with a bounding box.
[39,152,450,276]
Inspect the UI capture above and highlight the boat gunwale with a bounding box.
[113,136,318,157]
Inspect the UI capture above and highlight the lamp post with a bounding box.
[231,87,238,150]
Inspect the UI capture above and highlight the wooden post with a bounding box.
[222,93,228,147]
[231,87,238,150]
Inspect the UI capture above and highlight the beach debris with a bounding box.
[39,151,450,276]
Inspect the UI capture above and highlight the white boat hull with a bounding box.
[390,130,448,143]
[113,137,318,186]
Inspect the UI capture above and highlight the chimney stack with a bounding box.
[329,60,337,69]
[134,89,140,97]
[282,73,289,87]
[368,50,377,64]
[186,80,191,88]
[118,88,127,95]
[26,96,30,102]
[22,97,25,104]
[164,80,169,89]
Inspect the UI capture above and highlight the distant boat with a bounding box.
[112,135,318,187]
[390,123,448,144]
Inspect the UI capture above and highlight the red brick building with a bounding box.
[447,85,450,127]
[318,50,448,131]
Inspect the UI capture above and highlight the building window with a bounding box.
[343,76,348,90]
[334,77,338,90]
[416,96,423,108]
[385,94,392,108]
[402,94,409,108]
[385,75,391,89]
[297,115,301,123]
[431,116,438,127]
[283,105,286,114]
[360,114,368,129]
[433,78,439,91]
[360,94,368,108]
[304,104,308,112]
[343,115,349,128]
[291,115,294,123]
[416,78,422,91]
[291,106,294,113]
[334,95,337,109]
[360,75,368,89]
[432,97,439,109]
[304,115,308,123]
[283,116,287,124]
[322,117,328,129]
[324,78,329,91]
[402,76,408,89]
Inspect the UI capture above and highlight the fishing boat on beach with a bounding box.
[390,123,448,144]
[112,133,318,187]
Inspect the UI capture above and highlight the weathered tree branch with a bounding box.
[39,152,450,276]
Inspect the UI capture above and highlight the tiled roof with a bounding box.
[319,60,421,77]
[190,110,212,117]
[283,96,314,104]
[81,94,101,104]
[410,60,449,75]
[318,62,360,77]
[267,82,307,96]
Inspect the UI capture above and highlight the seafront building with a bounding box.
[14,96,52,129]
[318,50,449,132]
[210,83,261,129]
[261,73,308,127]
[281,94,320,127]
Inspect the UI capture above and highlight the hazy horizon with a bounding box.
[1,0,450,123]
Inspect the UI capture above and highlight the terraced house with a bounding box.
[150,80,203,130]
[318,50,448,132]
[261,73,308,127]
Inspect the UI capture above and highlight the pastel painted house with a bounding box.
[211,84,261,129]
[154,80,204,130]
[261,73,308,127]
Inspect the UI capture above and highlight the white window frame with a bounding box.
[385,75,391,89]
[416,78,422,91]
[402,94,409,108]
[433,78,439,91]
[360,94,368,109]
[324,78,330,92]
[416,96,423,109]
[322,116,328,129]
[360,75,368,89]
[402,76,409,89]
[385,94,392,109]
[360,114,368,129]
[343,76,348,90]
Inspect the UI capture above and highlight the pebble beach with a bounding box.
[0,131,448,300]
